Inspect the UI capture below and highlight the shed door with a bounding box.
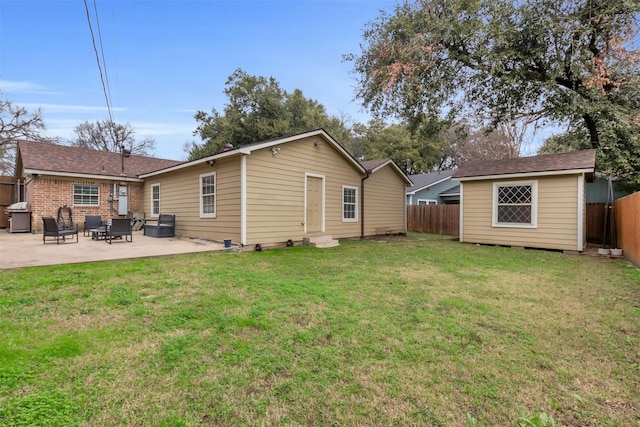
[306,176,323,233]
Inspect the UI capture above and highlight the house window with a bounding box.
[492,181,538,228]
[342,186,358,222]
[73,184,99,206]
[417,199,437,205]
[151,184,160,217]
[200,172,216,218]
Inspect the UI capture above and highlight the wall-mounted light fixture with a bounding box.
[206,159,216,167]
[314,139,324,146]
[271,147,280,156]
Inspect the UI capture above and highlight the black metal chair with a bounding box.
[42,216,78,244]
[106,218,132,244]
[83,215,103,237]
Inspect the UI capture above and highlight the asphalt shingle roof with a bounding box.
[439,184,460,196]
[407,170,455,192]
[452,150,596,179]
[360,159,390,172]
[18,141,181,178]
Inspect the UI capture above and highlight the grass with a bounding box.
[0,236,638,426]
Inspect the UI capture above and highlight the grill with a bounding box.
[5,202,32,233]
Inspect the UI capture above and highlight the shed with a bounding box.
[452,150,596,252]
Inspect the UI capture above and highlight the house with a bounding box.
[15,141,180,232]
[406,170,459,205]
[452,150,596,252]
[12,130,410,246]
[139,130,412,247]
[586,172,630,203]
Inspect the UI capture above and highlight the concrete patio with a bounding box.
[0,230,231,269]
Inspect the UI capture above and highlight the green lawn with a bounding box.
[1,237,638,426]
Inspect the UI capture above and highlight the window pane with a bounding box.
[498,186,531,204]
[73,185,99,205]
[498,205,531,223]
[202,195,215,214]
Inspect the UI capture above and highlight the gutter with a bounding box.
[360,171,371,239]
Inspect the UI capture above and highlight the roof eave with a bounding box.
[368,159,413,185]
[407,176,452,194]
[140,129,367,178]
[455,168,595,182]
[24,169,145,182]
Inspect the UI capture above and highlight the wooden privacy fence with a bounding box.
[586,203,608,244]
[408,203,621,243]
[615,192,640,268]
[0,176,20,228]
[407,205,460,236]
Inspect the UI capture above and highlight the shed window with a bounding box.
[200,172,216,218]
[418,199,437,205]
[492,181,537,228]
[73,184,99,206]
[342,186,358,222]
[151,184,160,217]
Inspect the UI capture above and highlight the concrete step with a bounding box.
[303,235,340,248]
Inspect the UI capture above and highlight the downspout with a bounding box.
[360,171,371,239]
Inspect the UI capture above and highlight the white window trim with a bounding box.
[199,172,217,218]
[72,184,100,206]
[342,185,358,222]
[492,180,538,228]
[417,199,438,205]
[150,184,160,218]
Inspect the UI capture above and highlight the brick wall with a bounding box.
[28,176,144,232]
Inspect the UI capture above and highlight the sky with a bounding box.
[0,0,396,161]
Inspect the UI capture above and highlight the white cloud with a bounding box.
[22,103,125,114]
[0,80,61,95]
[131,121,195,137]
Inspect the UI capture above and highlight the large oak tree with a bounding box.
[347,0,640,186]
[189,69,353,160]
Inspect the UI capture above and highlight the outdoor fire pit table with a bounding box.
[89,226,107,240]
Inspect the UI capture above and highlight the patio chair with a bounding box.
[42,216,78,244]
[83,215,103,237]
[106,218,133,244]
[143,214,175,238]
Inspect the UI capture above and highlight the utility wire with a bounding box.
[92,0,113,119]
[83,0,114,124]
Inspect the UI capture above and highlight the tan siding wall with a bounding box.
[143,156,241,242]
[461,175,581,251]
[28,176,143,232]
[363,165,407,235]
[245,136,362,244]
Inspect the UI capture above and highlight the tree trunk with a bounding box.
[583,113,600,149]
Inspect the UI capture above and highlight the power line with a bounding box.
[92,0,113,119]
[83,0,114,124]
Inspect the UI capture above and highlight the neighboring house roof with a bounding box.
[141,129,366,178]
[361,158,413,185]
[18,140,181,181]
[452,150,596,181]
[439,184,460,197]
[406,170,455,194]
